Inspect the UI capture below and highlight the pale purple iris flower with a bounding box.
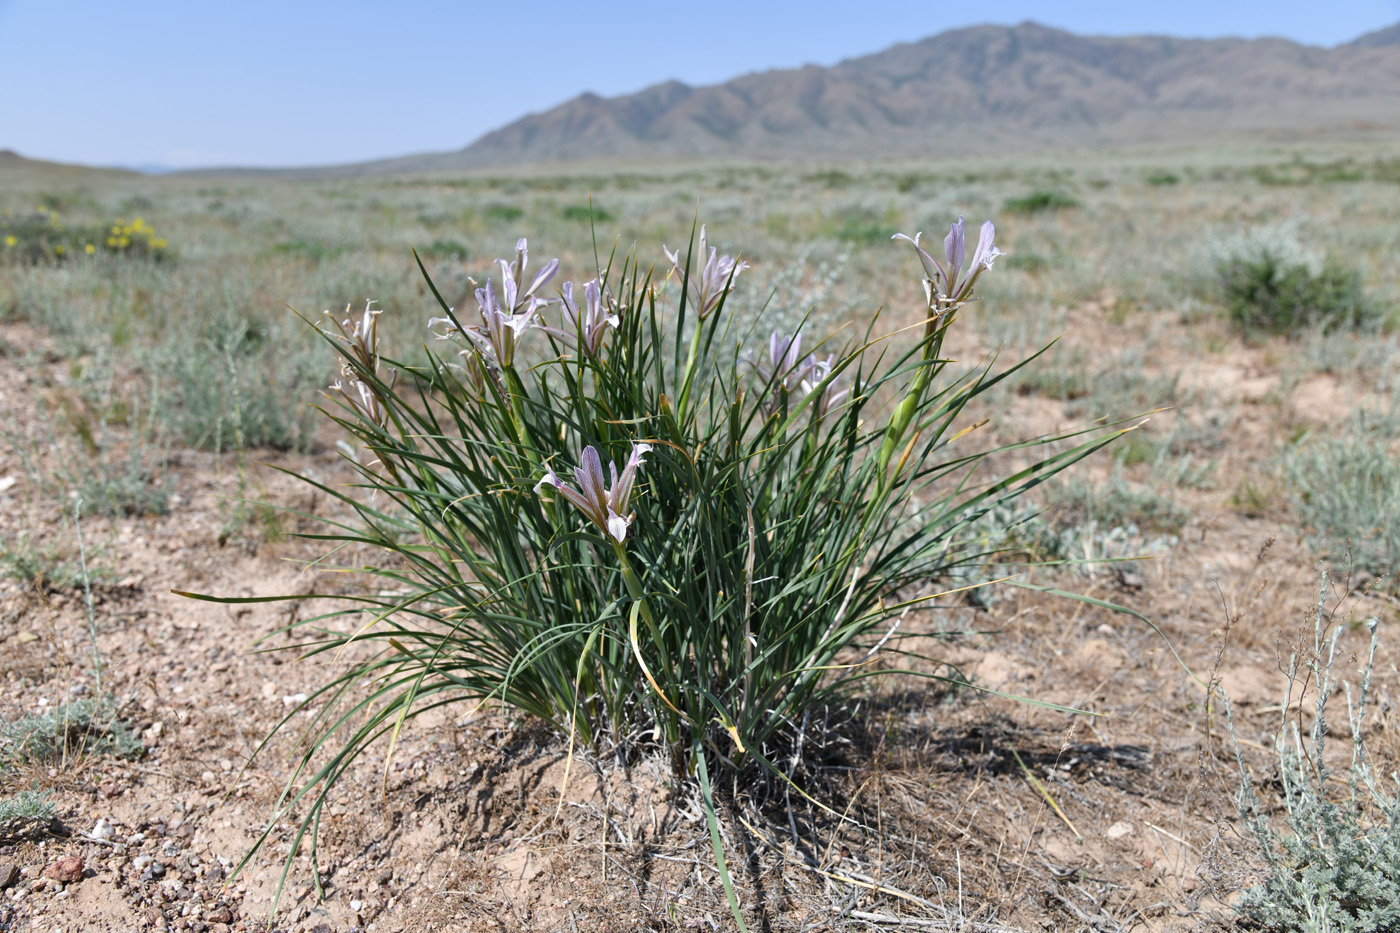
[753,331,809,391]
[893,217,1003,310]
[662,225,749,320]
[543,278,619,355]
[751,331,847,416]
[325,300,395,426]
[534,442,653,544]
[798,355,849,418]
[430,238,560,366]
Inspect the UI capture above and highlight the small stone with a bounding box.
[90,818,115,841]
[1182,877,1198,893]
[133,856,155,871]
[350,899,363,912]
[16,632,37,645]
[206,906,232,924]
[0,863,18,889]
[43,856,84,884]
[201,771,217,784]
[281,693,307,707]
[143,721,165,746]
[1106,821,1134,840]
[218,759,233,773]
[261,682,277,699]
[1116,569,1146,590]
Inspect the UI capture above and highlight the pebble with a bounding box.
[43,856,84,884]
[350,900,363,912]
[0,864,17,889]
[282,693,308,706]
[133,856,155,871]
[1106,821,1134,840]
[90,818,115,841]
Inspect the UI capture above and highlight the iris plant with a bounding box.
[544,278,618,355]
[534,442,651,545]
[893,216,1003,315]
[324,300,393,427]
[209,218,1134,933]
[429,237,559,366]
[663,224,748,321]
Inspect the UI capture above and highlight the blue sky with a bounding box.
[2,1,1397,169]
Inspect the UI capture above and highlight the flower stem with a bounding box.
[611,540,682,744]
[675,313,706,423]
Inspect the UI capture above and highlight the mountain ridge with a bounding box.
[19,20,1395,177]
[435,20,1400,170]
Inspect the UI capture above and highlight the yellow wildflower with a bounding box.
[85,243,95,255]
[132,218,145,231]
[3,235,15,247]
[54,245,66,255]
[118,236,130,248]
[152,238,167,249]
[106,236,117,247]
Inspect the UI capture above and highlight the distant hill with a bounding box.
[1346,23,1400,48]
[12,21,1399,178]
[0,149,140,180]
[370,20,1400,172]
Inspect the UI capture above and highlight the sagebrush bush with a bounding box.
[0,531,100,591]
[1214,225,1374,337]
[1287,424,1400,580]
[1227,578,1400,933]
[1002,189,1079,214]
[0,699,143,769]
[162,320,323,452]
[1049,471,1191,536]
[0,790,54,842]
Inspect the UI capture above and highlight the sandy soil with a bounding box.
[0,310,1395,933]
